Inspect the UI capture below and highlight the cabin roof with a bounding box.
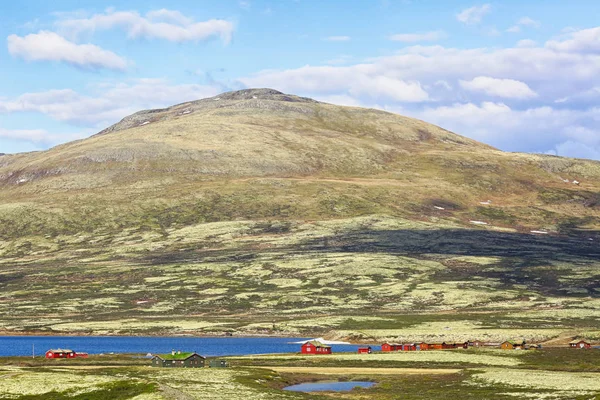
[47,349,73,353]
[154,352,203,360]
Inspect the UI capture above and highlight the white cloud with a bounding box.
[517,39,537,48]
[239,1,251,10]
[239,65,429,102]
[545,26,600,53]
[554,87,600,105]
[563,126,600,146]
[456,4,491,25]
[316,94,363,107]
[145,9,194,26]
[434,80,453,90]
[408,102,600,157]
[239,39,600,104]
[325,55,353,65]
[555,140,600,159]
[7,31,128,70]
[236,28,600,159]
[518,17,541,28]
[0,128,85,146]
[324,36,351,42]
[0,128,51,143]
[0,80,222,127]
[508,17,541,33]
[459,76,538,99]
[389,31,446,42]
[55,9,234,44]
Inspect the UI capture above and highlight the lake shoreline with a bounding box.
[0,335,364,357]
[0,330,311,339]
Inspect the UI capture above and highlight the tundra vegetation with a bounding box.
[0,347,599,399]
[0,89,598,349]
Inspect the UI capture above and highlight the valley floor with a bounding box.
[0,216,599,342]
[0,348,599,399]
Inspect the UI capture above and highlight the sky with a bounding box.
[1,1,600,160]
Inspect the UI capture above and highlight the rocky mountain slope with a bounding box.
[1,88,599,239]
[0,88,598,337]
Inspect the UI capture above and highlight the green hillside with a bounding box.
[0,89,598,340]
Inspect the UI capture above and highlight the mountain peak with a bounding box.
[204,88,319,103]
[95,88,319,136]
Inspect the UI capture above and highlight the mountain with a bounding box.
[0,88,598,338]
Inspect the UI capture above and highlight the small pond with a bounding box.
[283,381,375,392]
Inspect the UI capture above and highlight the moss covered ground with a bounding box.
[0,215,598,341]
[0,348,598,399]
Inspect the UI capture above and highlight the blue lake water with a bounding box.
[284,381,375,392]
[0,336,364,357]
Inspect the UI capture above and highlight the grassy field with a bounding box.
[0,214,598,341]
[0,348,598,399]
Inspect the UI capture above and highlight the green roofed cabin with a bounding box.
[151,350,205,368]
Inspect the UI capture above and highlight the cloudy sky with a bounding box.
[1,0,600,160]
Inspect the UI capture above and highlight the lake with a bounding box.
[284,381,375,392]
[0,336,363,357]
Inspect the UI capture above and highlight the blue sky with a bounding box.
[1,1,600,159]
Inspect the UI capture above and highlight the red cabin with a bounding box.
[45,349,88,359]
[402,344,417,351]
[569,340,591,349]
[301,341,332,355]
[358,346,372,354]
[45,349,75,359]
[381,343,400,352]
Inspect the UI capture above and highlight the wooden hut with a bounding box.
[357,346,372,354]
[45,349,76,359]
[569,340,591,349]
[151,350,205,368]
[500,340,525,350]
[301,341,332,355]
[381,343,400,352]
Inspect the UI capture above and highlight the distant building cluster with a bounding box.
[381,341,469,351]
